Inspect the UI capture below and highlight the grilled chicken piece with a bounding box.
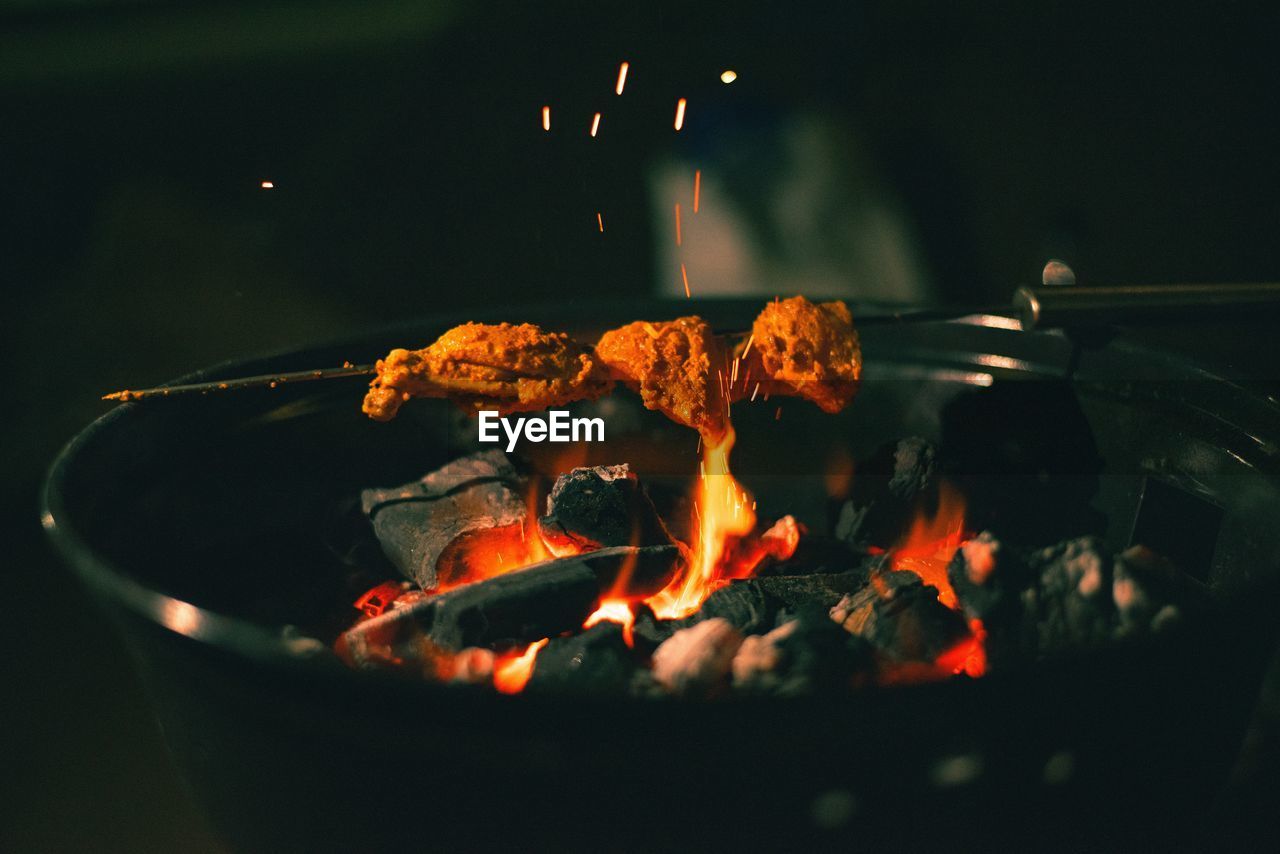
[362,322,612,421]
[740,296,861,414]
[595,316,729,442]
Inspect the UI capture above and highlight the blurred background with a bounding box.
[2,1,1278,850]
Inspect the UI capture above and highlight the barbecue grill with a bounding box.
[43,298,1280,852]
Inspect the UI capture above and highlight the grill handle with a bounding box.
[1013,282,1280,330]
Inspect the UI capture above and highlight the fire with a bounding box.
[647,428,757,618]
[493,638,548,694]
[890,480,968,608]
[936,619,987,678]
[585,599,636,647]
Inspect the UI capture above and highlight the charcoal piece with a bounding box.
[361,450,530,590]
[733,606,873,696]
[756,567,873,611]
[871,586,969,663]
[527,622,635,694]
[341,545,680,653]
[678,580,779,634]
[836,573,968,663]
[834,437,940,548]
[829,569,921,636]
[1023,536,1116,653]
[538,464,675,556]
[755,534,864,577]
[1111,545,1205,635]
[651,618,743,697]
[631,603,681,654]
[946,532,1029,623]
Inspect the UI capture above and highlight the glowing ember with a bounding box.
[597,211,604,232]
[720,69,738,84]
[890,481,968,608]
[260,180,274,189]
[674,202,682,245]
[647,428,757,618]
[681,263,691,298]
[674,97,687,131]
[493,638,548,694]
[936,619,988,678]
[615,61,629,95]
[693,169,701,212]
[590,111,601,137]
[585,599,636,647]
[541,105,551,131]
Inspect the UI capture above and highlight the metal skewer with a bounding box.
[102,278,1280,404]
[103,364,377,402]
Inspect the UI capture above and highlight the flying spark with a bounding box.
[597,212,604,232]
[674,203,682,245]
[720,69,738,84]
[693,170,701,212]
[674,98,687,131]
[681,263,691,298]
[590,112,601,137]
[615,61,629,95]
[542,105,551,131]
[260,180,274,189]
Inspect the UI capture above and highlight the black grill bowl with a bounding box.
[43,299,1280,852]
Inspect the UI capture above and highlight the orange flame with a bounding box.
[585,599,636,647]
[890,481,968,608]
[647,428,757,618]
[493,639,548,694]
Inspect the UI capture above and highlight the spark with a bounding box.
[260,180,274,189]
[751,381,761,401]
[720,69,738,84]
[741,331,754,357]
[775,406,782,421]
[615,61,629,95]
[590,111,601,137]
[674,98,687,131]
[597,212,604,232]
[681,263,691,298]
[674,203,682,245]
[693,169,701,212]
[542,105,551,131]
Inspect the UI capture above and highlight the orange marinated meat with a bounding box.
[595,316,729,442]
[363,322,612,421]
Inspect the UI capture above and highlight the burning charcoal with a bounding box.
[361,450,531,590]
[341,545,680,653]
[1023,536,1116,652]
[835,437,940,548]
[678,580,779,635]
[631,603,681,654]
[756,567,873,611]
[446,648,497,685]
[733,606,873,696]
[832,572,968,664]
[538,464,675,556]
[946,532,1029,622]
[829,569,920,636]
[527,622,635,694]
[651,618,743,697]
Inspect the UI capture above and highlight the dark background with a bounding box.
[3,1,1278,851]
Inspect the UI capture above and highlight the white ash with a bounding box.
[651,618,743,696]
